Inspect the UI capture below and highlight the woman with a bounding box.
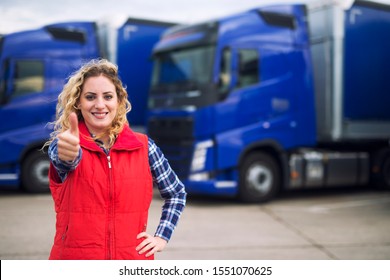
[46,59,186,260]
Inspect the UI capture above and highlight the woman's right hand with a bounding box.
[57,112,80,162]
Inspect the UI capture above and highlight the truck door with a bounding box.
[216,45,262,131]
[0,58,48,134]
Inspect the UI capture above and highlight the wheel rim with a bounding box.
[32,160,50,185]
[246,163,272,194]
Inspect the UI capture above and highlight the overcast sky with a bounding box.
[0,0,288,34]
[1,0,390,34]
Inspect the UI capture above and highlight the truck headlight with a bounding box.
[190,140,213,172]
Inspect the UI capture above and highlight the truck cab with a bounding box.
[148,4,315,201]
[0,22,101,192]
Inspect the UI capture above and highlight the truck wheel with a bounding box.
[21,150,50,193]
[238,152,281,203]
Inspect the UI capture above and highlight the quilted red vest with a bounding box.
[49,121,153,260]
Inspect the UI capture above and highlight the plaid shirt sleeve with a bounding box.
[148,137,187,242]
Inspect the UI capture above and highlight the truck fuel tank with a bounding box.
[289,149,369,188]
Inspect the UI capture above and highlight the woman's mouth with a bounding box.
[92,112,108,119]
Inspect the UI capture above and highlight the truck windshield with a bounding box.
[150,45,216,109]
[151,45,214,91]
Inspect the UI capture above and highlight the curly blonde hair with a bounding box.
[46,59,131,148]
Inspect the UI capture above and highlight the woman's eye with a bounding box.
[105,95,113,100]
[85,95,95,101]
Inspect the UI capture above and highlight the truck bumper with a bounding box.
[0,173,20,189]
[184,179,238,196]
[0,164,20,189]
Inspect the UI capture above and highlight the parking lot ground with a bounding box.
[1,186,390,260]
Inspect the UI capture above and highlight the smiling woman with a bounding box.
[43,59,187,260]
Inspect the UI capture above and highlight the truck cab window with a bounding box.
[13,60,44,97]
[236,49,259,88]
[219,48,232,93]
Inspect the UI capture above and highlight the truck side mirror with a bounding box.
[0,59,15,105]
[0,80,8,105]
[218,47,232,95]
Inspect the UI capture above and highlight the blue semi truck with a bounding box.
[147,0,390,202]
[0,18,174,192]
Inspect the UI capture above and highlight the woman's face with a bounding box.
[78,75,118,136]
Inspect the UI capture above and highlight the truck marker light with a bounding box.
[291,171,299,179]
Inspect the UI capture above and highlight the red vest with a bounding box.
[49,121,153,260]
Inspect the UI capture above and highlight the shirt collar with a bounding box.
[78,121,143,152]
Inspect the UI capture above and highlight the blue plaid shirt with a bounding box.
[48,137,186,242]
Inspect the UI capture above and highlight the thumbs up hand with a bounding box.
[57,112,80,162]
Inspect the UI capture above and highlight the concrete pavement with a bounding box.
[0,187,389,260]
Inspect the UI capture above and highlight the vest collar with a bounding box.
[78,121,143,152]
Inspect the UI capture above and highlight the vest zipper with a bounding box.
[107,156,112,168]
[107,155,113,260]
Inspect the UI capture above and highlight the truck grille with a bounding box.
[148,117,194,179]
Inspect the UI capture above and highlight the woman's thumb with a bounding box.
[69,112,79,136]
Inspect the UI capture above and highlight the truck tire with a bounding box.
[238,152,281,203]
[21,150,50,193]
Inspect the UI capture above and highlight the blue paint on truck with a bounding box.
[0,19,173,192]
[147,0,390,202]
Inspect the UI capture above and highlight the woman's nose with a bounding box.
[94,97,105,108]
